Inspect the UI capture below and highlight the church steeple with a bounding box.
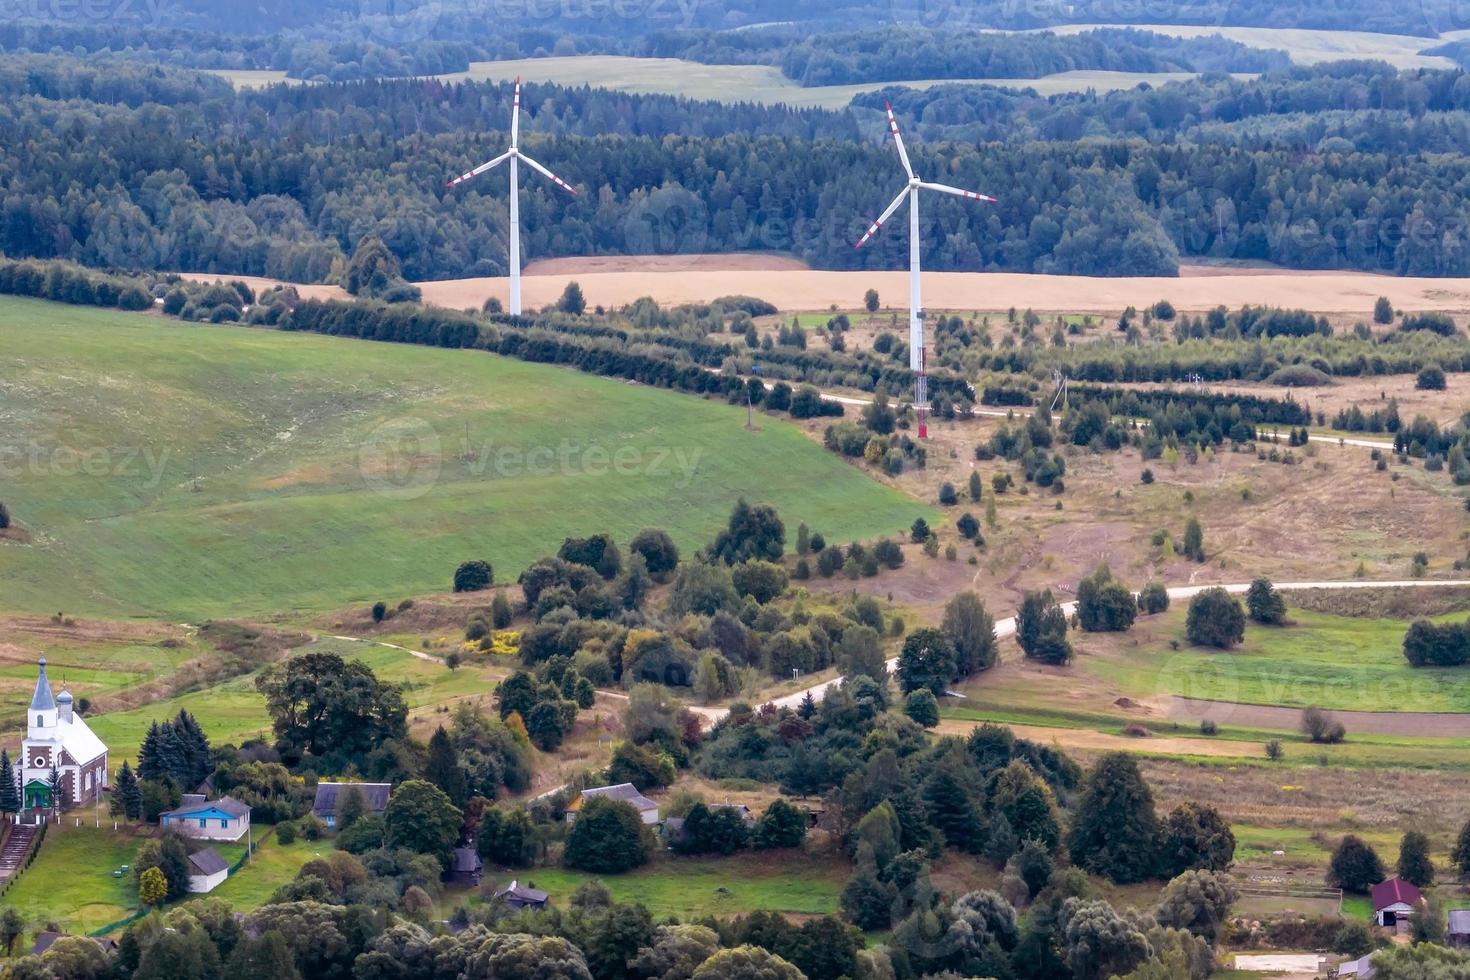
[31,658,55,712]
[30,658,57,734]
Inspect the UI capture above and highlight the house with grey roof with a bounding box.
[566,783,659,825]
[313,781,392,828]
[495,880,549,910]
[447,846,483,886]
[187,847,230,893]
[160,794,251,842]
[1450,909,1470,948]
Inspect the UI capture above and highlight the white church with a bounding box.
[16,658,108,811]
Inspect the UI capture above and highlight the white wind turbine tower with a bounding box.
[855,102,995,438]
[446,79,578,315]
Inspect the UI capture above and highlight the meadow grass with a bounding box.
[1081,606,1470,713]
[0,297,928,620]
[3,823,142,935]
[498,851,845,918]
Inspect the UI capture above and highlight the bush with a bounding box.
[453,559,494,593]
[1185,588,1245,649]
[1373,296,1394,324]
[1138,581,1170,614]
[904,689,940,727]
[276,821,298,845]
[1300,707,1346,744]
[1417,364,1448,390]
[1245,577,1286,625]
[564,797,652,873]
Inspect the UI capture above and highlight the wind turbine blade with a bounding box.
[519,153,579,196]
[854,186,910,248]
[885,101,914,178]
[511,77,522,147]
[446,150,512,188]
[919,181,997,203]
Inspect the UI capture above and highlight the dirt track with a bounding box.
[1169,697,1470,737]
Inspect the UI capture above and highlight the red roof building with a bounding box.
[1371,878,1422,928]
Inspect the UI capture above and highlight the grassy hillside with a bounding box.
[0,297,929,619]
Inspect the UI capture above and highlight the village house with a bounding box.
[313,781,391,828]
[17,659,108,813]
[1450,909,1470,948]
[1372,878,1422,930]
[447,846,483,887]
[186,848,230,893]
[159,794,252,842]
[566,783,659,825]
[495,880,549,911]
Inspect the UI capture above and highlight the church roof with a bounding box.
[30,658,54,711]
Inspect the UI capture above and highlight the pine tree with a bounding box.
[1066,752,1162,884]
[424,726,467,806]
[138,721,164,782]
[0,749,18,817]
[113,760,143,820]
[47,763,66,813]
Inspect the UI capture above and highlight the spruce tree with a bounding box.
[112,760,140,819]
[424,726,467,806]
[1065,752,1162,884]
[0,750,18,816]
[47,764,66,813]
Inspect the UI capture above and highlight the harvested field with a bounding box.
[413,266,1470,316]
[522,253,810,275]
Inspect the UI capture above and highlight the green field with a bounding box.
[1082,606,1470,714]
[0,297,928,619]
[1,822,327,937]
[210,58,1228,107]
[497,851,846,918]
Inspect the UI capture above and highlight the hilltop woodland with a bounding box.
[13,58,1470,280]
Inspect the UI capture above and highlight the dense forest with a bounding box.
[632,26,1291,85]
[0,22,1290,82]
[7,0,1459,40]
[10,57,1470,282]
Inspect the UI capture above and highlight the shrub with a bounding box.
[1138,581,1170,614]
[1301,707,1346,744]
[276,821,298,845]
[1185,588,1245,649]
[1417,364,1448,390]
[453,559,494,593]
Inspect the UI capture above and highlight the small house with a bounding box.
[447,847,482,887]
[1336,953,1376,978]
[159,794,251,842]
[495,880,549,910]
[1371,878,1421,929]
[187,848,230,894]
[313,782,391,828]
[30,933,116,957]
[566,783,659,825]
[1450,909,1470,948]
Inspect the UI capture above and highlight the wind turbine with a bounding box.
[446,79,578,315]
[855,102,995,438]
